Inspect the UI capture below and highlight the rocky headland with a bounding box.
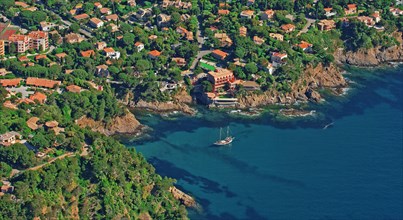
[334,32,403,66]
[238,63,347,108]
[127,88,197,115]
[75,110,144,136]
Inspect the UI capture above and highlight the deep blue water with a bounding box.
[128,66,403,220]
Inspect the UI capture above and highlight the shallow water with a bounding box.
[128,66,403,219]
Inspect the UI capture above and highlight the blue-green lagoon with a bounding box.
[128,66,403,219]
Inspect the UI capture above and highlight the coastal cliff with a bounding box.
[334,32,403,66]
[238,63,347,108]
[169,186,198,208]
[128,88,196,115]
[76,111,143,136]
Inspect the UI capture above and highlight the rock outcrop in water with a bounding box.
[128,87,196,115]
[238,63,347,108]
[76,111,142,136]
[334,32,403,66]
[169,186,197,208]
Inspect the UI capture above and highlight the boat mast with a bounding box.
[227,126,229,137]
[219,127,222,140]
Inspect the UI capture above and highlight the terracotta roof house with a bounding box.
[96,41,107,50]
[135,42,144,52]
[100,8,111,15]
[26,117,40,130]
[105,14,119,22]
[65,33,85,44]
[318,19,336,31]
[218,9,230,15]
[17,98,35,105]
[40,21,55,32]
[89,17,104,28]
[26,77,61,88]
[55,52,67,61]
[324,7,336,17]
[171,57,186,66]
[271,52,288,66]
[371,11,381,23]
[108,23,119,32]
[15,1,29,8]
[29,92,47,104]
[45,121,59,128]
[357,16,375,27]
[207,68,235,88]
[148,50,161,59]
[66,85,82,93]
[3,101,18,110]
[261,9,275,20]
[157,14,171,27]
[0,78,22,87]
[239,26,247,37]
[94,2,103,8]
[35,54,47,61]
[96,64,109,77]
[176,27,194,41]
[18,56,29,62]
[269,33,284,41]
[253,36,265,45]
[0,132,21,146]
[214,33,233,47]
[80,50,95,58]
[296,41,313,52]
[240,10,255,19]
[281,24,295,33]
[103,47,120,59]
[212,49,228,60]
[148,35,158,40]
[74,13,90,21]
[345,4,357,15]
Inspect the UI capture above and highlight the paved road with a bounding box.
[190,50,212,70]
[37,1,93,38]
[297,18,316,36]
[27,152,74,171]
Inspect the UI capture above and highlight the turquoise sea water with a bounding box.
[128,66,403,220]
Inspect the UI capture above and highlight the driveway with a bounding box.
[297,18,315,36]
[6,86,34,98]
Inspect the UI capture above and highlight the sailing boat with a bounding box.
[214,126,234,146]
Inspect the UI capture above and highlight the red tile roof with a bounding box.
[297,41,312,49]
[74,13,90,20]
[45,121,59,128]
[0,78,22,87]
[212,49,228,59]
[35,54,47,60]
[66,85,82,93]
[218,10,230,15]
[29,92,47,104]
[105,14,119,21]
[103,47,115,53]
[26,77,61,88]
[149,50,161,57]
[80,50,95,57]
[18,56,29,62]
[55,53,67,59]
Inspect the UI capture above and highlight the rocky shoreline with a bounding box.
[238,63,347,108]
[334,32,403,67]
[75,110,145,136]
